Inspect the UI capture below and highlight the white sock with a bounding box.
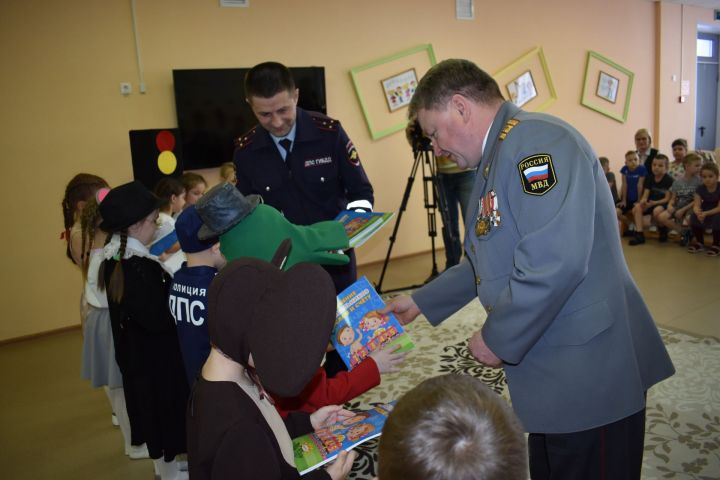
[154,458,188,480]
[107,387,132,452]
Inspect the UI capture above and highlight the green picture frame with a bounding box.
[350,44,437,140]
[580,51,634,123]
[493,46,557,112]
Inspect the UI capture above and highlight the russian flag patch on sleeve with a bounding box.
[517,154,556,195]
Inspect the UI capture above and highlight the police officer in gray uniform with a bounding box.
[384,59,675,480]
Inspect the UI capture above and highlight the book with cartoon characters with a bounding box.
[293,402,396,475]
[331,276,414,371]
[334,210,394,248]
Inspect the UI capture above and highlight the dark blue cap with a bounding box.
[175,205,218,254]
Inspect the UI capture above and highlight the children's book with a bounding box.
[149,229,178,256]
[332,276,414,371]
[334,210,394,248]
[293,402,396,475]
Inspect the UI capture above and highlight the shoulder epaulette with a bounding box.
[499,118,520,141]
[235,126,258,149]
[311,114,339,132]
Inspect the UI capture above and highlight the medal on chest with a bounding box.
[475,190,501,237]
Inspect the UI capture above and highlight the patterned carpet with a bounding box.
[342,298,720,479]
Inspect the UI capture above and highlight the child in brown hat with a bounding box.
[187,240,357,479]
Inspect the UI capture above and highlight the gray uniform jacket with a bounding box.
[413,101,674,434]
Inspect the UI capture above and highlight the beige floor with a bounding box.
[0,240,716,479]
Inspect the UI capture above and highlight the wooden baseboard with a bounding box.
[0,324,81,347]
[358,247,444,268]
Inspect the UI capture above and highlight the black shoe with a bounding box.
[658,227,668,243]
[623,229,635,238]
[629,233,645,246]
[680,229,691,247]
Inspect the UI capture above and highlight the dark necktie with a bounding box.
[279,138,292,161]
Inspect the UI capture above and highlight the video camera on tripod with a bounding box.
[405,119,433,153]
[375,119,454,293]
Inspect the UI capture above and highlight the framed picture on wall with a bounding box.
[350,44,436,140]
[381,69,418,112]
[506,70,537,108]
[596,71,619,104]
[581,51,634,123]
[493,46,557,112]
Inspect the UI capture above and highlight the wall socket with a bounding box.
[120,82,132,96]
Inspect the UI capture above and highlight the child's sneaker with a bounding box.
[687,242,704,254]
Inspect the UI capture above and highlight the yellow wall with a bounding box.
[0,0,715,340]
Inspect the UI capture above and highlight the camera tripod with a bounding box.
[375,144,454,294]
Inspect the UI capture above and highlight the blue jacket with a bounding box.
[234,108,373,226]
[413,101,674,433]
[169,264,217,386]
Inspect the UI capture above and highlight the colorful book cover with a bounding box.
[334,210,394,248]
[293,402,396,475]
[149,230,178,256]
[332,277,414,370]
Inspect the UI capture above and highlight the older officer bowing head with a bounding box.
[382,59,674,480]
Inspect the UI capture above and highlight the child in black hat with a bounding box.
[187,240,357,480]
[169,205,226,386]
[98,181,189,480]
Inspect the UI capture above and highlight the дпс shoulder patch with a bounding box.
[517,154,556,195]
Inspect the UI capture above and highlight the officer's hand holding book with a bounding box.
[380,295,421,326]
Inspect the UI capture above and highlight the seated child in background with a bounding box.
[655,152,703,246]
[616,150,647,235]
[186,242,356,480]
[669,138,688,181]
[629,154,674,245]
[151,177,186,257]
[219,162,237,186]
[687,162,720,256]
[168,206,226,387]
[599,157,619,205]
[181,172,208,209]
[378,374,528,480]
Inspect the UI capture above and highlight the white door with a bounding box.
[696,33,718,151]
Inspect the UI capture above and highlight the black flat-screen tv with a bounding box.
[172,67,326,170]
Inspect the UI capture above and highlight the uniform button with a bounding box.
[475,276,481,285]
[265,186,270,192]
[320,177,325,182]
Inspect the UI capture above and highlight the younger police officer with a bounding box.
[234,62,373,294]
